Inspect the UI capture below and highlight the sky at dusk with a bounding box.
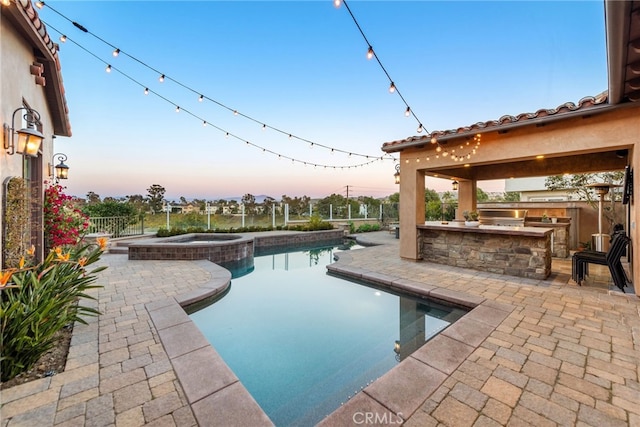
[41,1,607,201]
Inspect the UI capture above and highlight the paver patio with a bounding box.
[1,231,638,426]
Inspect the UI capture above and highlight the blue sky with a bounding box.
[41,1,607,201]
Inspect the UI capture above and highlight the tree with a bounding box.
[502,191,521,202]
[147,184,166,213]
[86,191,101,205]
[262,196,276,215]
[315,194,346,218]
[476,188,490,202]
[546,172,625,230]
[126,194,147,213]
[425,188,440,202]
[241,193,257,214]
[281,195,310,217]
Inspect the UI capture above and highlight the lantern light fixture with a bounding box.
[49,152,69,182]
[3,107,44,157]
[452,180,459,191]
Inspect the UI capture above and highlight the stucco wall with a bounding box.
[1,14,57,263]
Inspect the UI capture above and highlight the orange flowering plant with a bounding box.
[0,241,106,382]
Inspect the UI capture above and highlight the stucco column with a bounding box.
[399,166,425,260]
[456,180,477,220]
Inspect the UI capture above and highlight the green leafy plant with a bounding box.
[463,210,479,221]
[0,240,106,381]
[3,177,29,268]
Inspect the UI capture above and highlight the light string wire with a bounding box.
[37,0,392,162]
[43,21,383,170]
[336,0,481,162]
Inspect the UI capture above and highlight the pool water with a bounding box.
[189,243,466,426]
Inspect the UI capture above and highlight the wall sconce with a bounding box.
[49,152,69,182]
[394,164,400,184]
[452,180,459,191]
[3,107,44,157]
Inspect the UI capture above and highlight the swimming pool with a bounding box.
[189,243,467,426]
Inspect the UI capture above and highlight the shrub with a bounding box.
[355,223,381,233]
[0,241,106,381]
[44,183,89,250]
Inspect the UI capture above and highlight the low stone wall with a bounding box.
[419,228,552,280]
[128,234,254,265]
[253,229,345,255]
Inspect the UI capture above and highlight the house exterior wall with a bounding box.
[1,13,57,263]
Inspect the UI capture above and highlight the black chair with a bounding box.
[572,232,630,291]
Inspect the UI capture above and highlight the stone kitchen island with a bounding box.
[418,222,553,280]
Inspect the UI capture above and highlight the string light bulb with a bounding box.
[198,94,204,102]
[112,48,120,57]
[262,124,266,131]
[405,107,411,117]
[105,64,111,73]
[430,136,437,144]
[389,82,396,93]
[416,123,423,133]
[159,74,165,82]
[334,0,341,8]
[35,1,44,8]
[1,0,10,6]
[233,110,238,116]
[367,46,374,60]
[144,87,149,95]
[175,106,180,113]
[203,121,207,126]
[59,34,67,42]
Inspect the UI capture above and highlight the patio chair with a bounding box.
[572,232,631,291]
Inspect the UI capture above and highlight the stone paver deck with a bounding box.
[1,231,639,426]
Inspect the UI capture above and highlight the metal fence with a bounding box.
[88,216,144,238]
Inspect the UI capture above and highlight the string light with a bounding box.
[199,94,204,102]
[35,1,44,8]
[105,64,111,73]
[39,4,386,162]
[39,14,396,169]
[112,48,120,57]
[338,0,482,161]
[158,74,165,82]
[0,0,10,6]
[59,34,67,42]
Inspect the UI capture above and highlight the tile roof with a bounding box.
[382,92,610,152]
[10,0,71,136]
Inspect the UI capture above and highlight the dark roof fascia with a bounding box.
[604,0,631,105]
[382,103,625,154]
[5,0,71,137]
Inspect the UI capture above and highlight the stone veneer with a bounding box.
[128,234,254,265]
[418,224,552,280]
[253,229,345,254]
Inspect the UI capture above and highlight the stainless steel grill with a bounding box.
[478,209,527,226]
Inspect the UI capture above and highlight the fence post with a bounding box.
[330,204,333,221]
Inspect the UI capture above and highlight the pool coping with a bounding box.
[146,245,515,426]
